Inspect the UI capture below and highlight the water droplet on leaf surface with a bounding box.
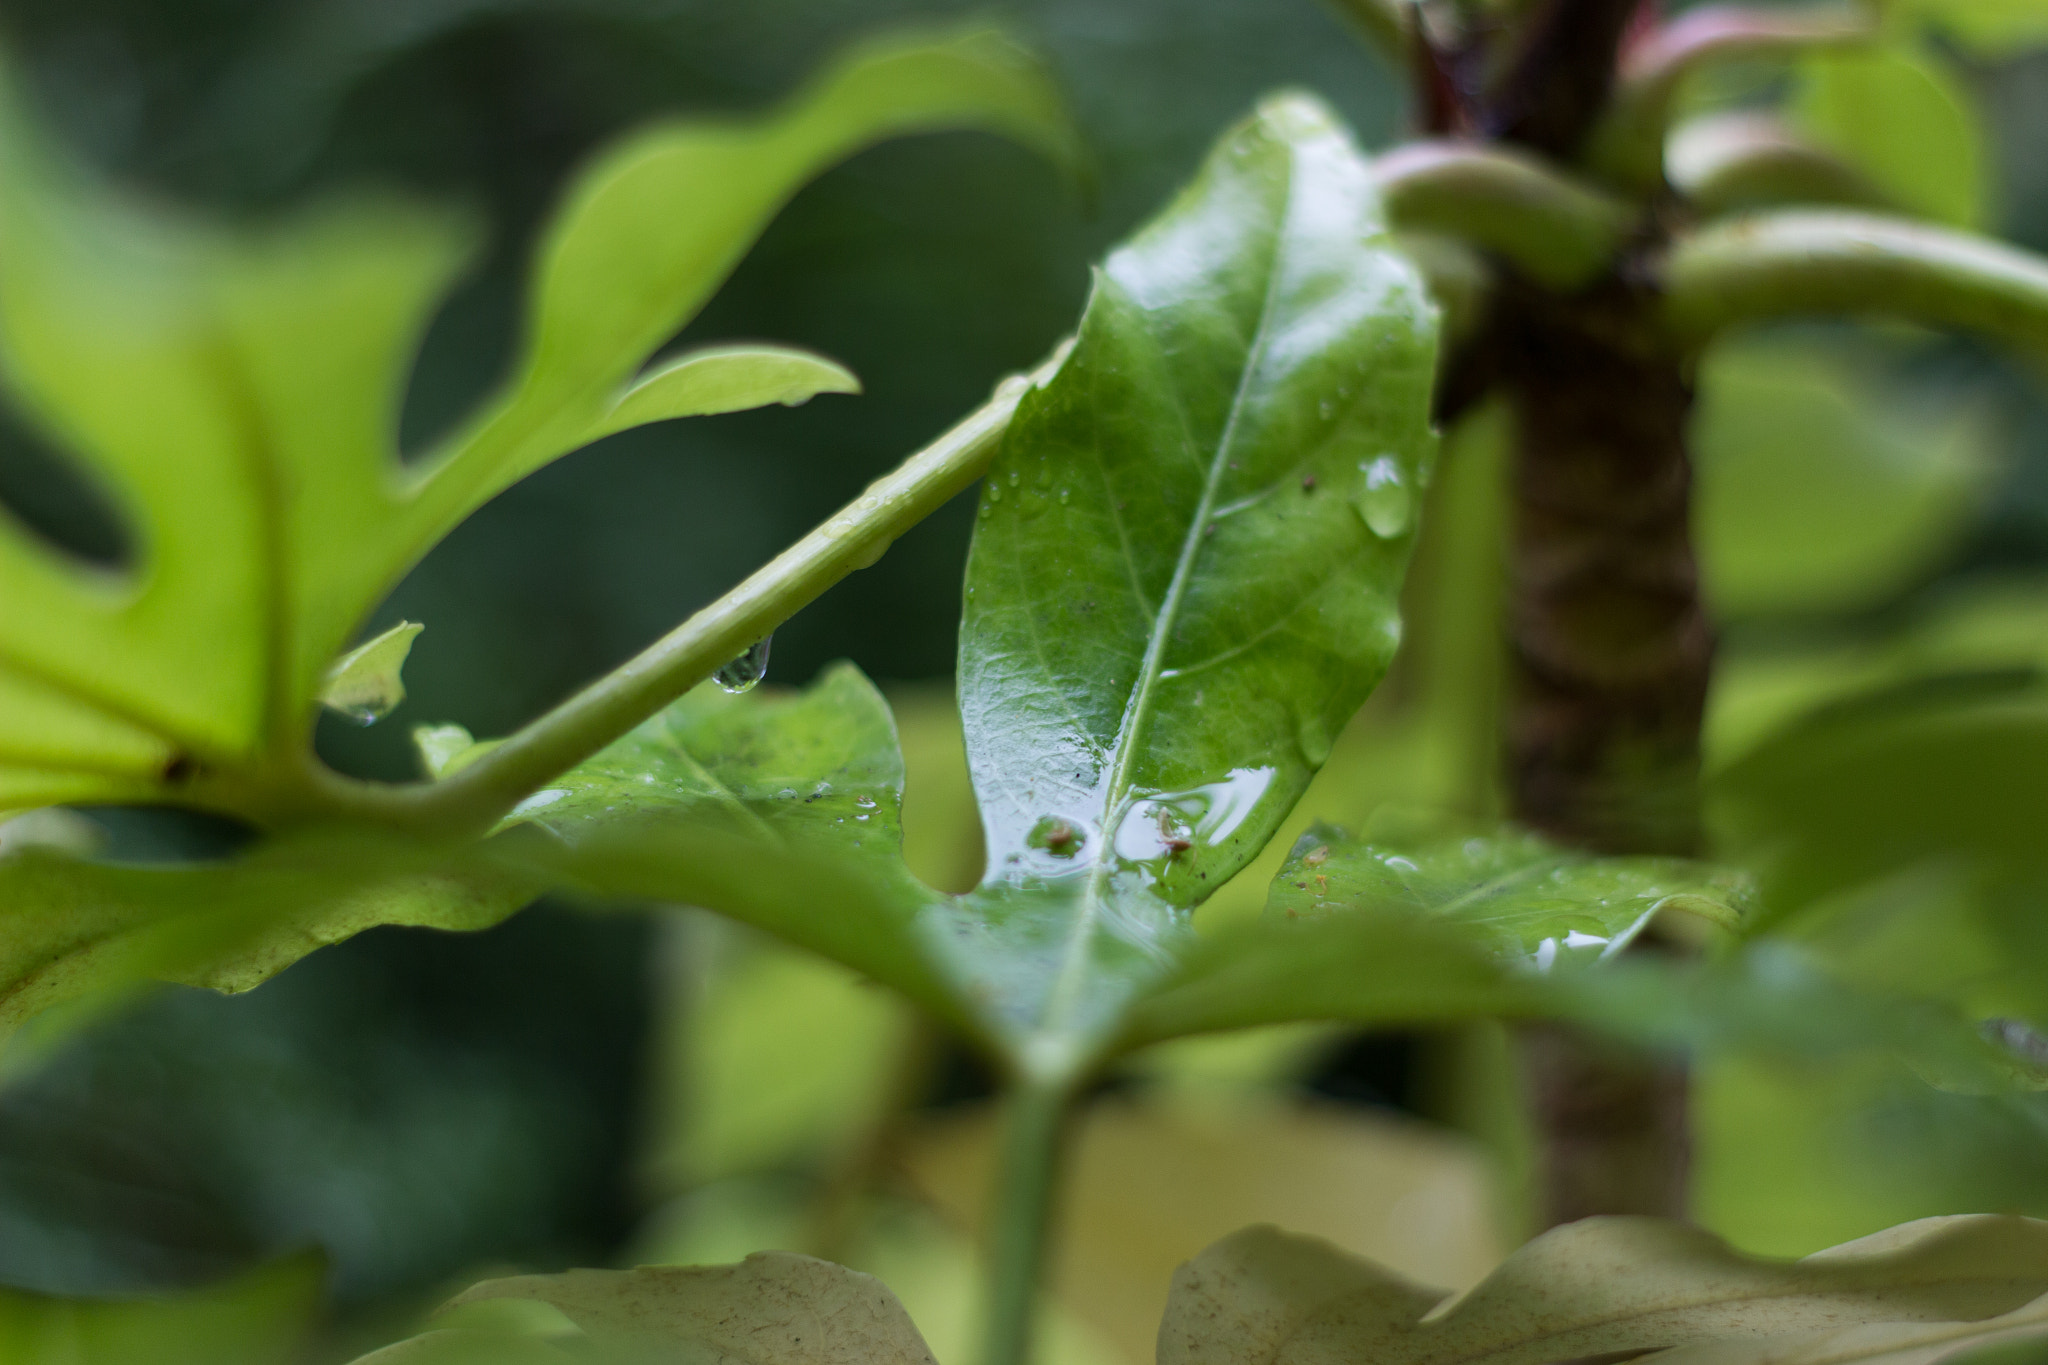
[714,636,772,693]
[1352,455,1411,538]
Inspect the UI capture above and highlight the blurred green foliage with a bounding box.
[7,2,2048,1363]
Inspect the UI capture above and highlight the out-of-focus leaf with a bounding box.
[903,1094,1502,1365]
[948,90,1436,1074]
[0,1253,322,1365]
[1691,339,1990,619]
[0,832,534,1068]
[1793,43,1986,228]
[583,344,859,441]
[347,1331,579,1365]
[672,930,908,1187]
[0,27,1074,820]
[1714,677,2048,911]
[320,620,422,725]
[1264,825,1747,970]
[452,1254,938,1365]
[1707,578,2048,768]
[1160,1215,2048,1365]
[1898,0,2048,57]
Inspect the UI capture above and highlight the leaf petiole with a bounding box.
[323,345,1069,837]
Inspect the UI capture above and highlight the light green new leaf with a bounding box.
[450,1254,939,1365]
[1793,43,1986,229]
[584,344,861,442]
[0,1253,323,1365]
[0,29,1074,819]
[951,91,1438,1072]
[1161,1215,2048,1365]
[1265,825,1749,971]
[321,620,423,724]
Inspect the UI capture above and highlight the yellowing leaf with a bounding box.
[1161,1214,2048,1365]
[451,1254,939,1365]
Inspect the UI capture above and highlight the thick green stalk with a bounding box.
[982,1078,1074,1365]
[282,348,1066,836]
[1662,211,2048,354]
[1375,141,1632,291]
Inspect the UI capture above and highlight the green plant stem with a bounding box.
[288,347,1066,836]
[982,1077,1073,1365]
[1661,210,2048,354]
[1374,141,1632,291]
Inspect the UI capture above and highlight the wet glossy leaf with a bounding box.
[1161,1215,2048,1365]
[0,29,1074,817]
[951,90,1438,1072]
[451,1254,938,1365]
[1265,825,1748,972]
[0,1253,322,1365]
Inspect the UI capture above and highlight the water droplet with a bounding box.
[338,703,387,727]
[1352,455,1411,538]
[714,636,772,693]
[1028,816,1084,857]
[986,483,1005,504]
[855,813,870,821]
[1006,469,1021,487]
[855,795,877,809]
[1318,398,1334,420]
[1058,488,1070,505]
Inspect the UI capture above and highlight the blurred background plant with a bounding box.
[4,0,2048,1360]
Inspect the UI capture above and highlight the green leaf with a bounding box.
[347,1332,579,1365]
[584,344,860,442]
[1793,42,1987,229]
[508,665,974,1038]
[1898,0,2048,58]
[950,91,1437,1072]
[1265,825,1748,970]
[0,1254,323,1365]
[449,1254,939,1365]
[321,620,422,725]
[1691,338,1991,619]
[502,94,1441,1083]
[0,28,1074,821]
[0,832,534,1069]
[1161,1215,2048,1365]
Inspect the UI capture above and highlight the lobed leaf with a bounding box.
[0,29,1073,821]
[1161,1215,2048,1365]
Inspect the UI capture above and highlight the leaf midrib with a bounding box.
[1033,157,1296,1051]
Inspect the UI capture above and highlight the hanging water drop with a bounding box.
[714,636,773,693]
[1351,455,1412,538]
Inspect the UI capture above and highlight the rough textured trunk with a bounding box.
[1493,273,1709,1227]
